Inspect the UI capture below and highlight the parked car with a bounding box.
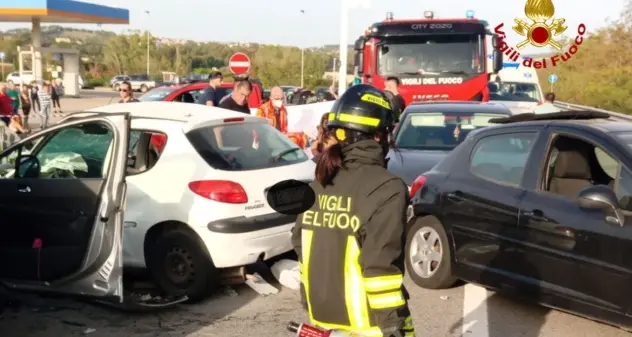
[6,71,34,85]
[110,75,131,91]
[139,82,264,109]
[387,102,511,187]
[406,110,632,330]
[128,74,156,93]
[0,102,313,303]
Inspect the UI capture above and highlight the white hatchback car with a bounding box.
[0,102,314,303]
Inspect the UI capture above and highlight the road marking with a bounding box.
[462,284,491,337]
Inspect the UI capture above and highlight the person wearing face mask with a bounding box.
[256,86,288,133]
[291,84,415,337]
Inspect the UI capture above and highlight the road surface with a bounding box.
[1,95,629,337]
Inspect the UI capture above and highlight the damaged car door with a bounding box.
[0,113,130,302]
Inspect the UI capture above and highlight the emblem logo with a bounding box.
[512,0,567,50]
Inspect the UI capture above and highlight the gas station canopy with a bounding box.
[0,0,129,24]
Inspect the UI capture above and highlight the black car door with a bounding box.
[445,129,540,284]
[517,126,632,313]
[0,113,129,301]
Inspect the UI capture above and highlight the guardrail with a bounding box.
[554,101,632,122]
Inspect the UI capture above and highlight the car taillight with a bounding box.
[410,175,427,199]
[188,180,248,204]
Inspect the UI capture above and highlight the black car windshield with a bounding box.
[395,111,507,150]
[488,82,541,102]
[139,87,175,101]
[377,34,485,76]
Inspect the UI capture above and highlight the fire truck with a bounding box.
[353,10,504,103]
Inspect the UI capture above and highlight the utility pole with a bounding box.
[337,0,349,96]
[300,10,306,88]
[145,10,150,76]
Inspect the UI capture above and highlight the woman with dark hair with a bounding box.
[310,112,330,156]
[291,84,415,336]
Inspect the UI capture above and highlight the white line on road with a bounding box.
[462,284,491,337]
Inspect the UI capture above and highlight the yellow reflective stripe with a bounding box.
[405,332,415,337]
[302,229,315,320]
[361,93,392,110]
[344,236,371,329]
[404,316,414,330]
[364,274,404,293]
[367,291,406,309]
[328,112,381,127]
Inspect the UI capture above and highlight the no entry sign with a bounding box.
[228,53,251,75]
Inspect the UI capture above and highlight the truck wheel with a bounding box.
[113,84,120,92]
[405,216,457,289]
[147,229,219,303]
[140,85,148,93]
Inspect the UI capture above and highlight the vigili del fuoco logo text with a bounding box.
[494,0,586,68]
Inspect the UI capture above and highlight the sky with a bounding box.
[0,0,626,50]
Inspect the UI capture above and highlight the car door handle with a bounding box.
[17,185,31,193]
[524,210,548,222]
[554,226,575,238]
[446,191,463,202]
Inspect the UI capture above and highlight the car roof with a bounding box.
[81,102,266,131]
[474,111,632,133]
[405,101,512,115]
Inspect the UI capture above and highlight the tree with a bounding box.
[536,1,632,113]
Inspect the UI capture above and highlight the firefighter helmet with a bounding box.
[327,84,394,140]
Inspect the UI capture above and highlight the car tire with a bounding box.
[113,84,120,92]
[148,229,219,303]
[405,216,457,289]
[140,85,148,93]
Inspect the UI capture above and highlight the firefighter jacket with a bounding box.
[291,139,415,337]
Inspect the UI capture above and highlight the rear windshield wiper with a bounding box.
[271,148,302,162]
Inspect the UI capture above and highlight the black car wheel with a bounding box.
[148,229,219,302]
[405,216,457,289]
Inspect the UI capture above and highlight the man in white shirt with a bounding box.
[533,92,561,114]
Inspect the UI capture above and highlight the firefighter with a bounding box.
[291,84,415,337]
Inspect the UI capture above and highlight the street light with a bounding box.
[145,10,150,76]
[300,9,305,88]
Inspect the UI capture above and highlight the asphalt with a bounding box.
[1,94,630,337]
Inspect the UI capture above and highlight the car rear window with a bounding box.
[139,87,175,101]
[186,121,308,171]
[395,111,507,150]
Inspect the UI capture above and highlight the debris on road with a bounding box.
[245,273,279,295]
[440,295,449,300]
[270,259,300,290]
[222,286,239,297]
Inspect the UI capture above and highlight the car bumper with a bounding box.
[200,213,298,268]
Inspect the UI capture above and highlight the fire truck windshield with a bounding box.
[377,34,484,77]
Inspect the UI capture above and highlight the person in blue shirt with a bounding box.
[197,71,223,106]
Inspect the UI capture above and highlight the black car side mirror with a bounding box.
[577,185,625,227]
[16,154,41,178]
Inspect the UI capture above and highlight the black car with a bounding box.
[406,111,632,330]
[387,102,512,186]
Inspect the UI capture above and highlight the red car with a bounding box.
[139,81,264,108]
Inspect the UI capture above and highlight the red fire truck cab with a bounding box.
[353,11,504,104]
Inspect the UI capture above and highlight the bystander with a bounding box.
[219,80,252,114]
[384,76,406,123]
[118,81,140,103]
[197,71,223,106]
[533,92,561,114]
